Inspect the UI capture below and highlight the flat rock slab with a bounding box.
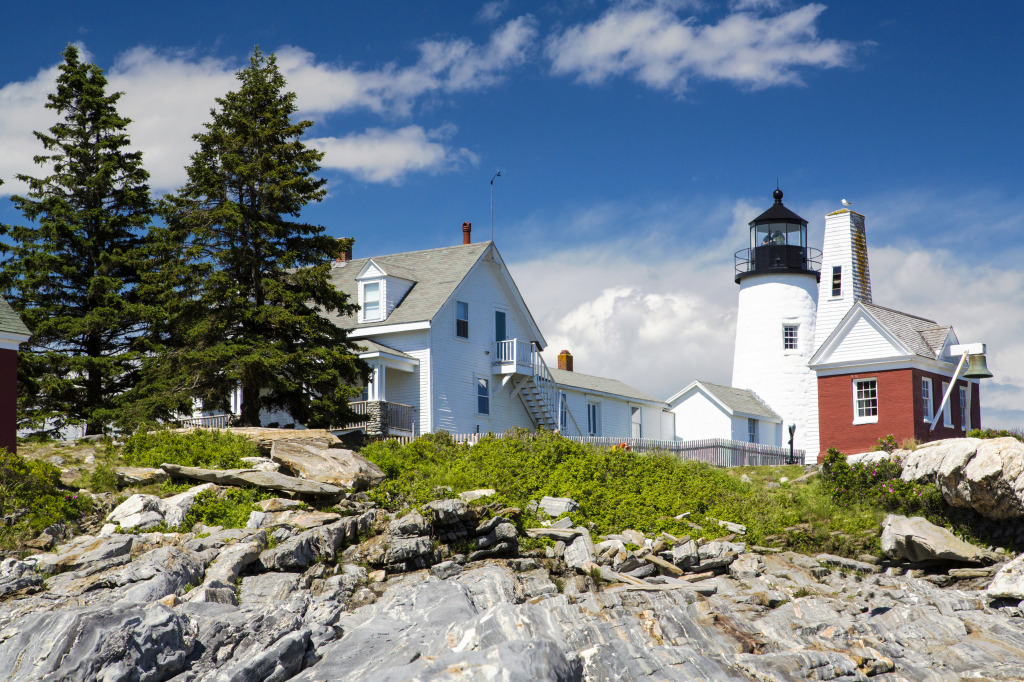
[270,440,385,491]
[881,514,999,564]
[114,466,168,486]
[539,496,579,516]
[987,553,1024,600]
[161,463,343,498]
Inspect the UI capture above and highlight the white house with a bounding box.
[667,380,781,445]
[318,224,672,440]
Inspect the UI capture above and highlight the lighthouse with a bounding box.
[731,189,822,459]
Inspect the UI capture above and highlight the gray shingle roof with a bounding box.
[325,242,492,330]
[355,339,415,360]
[862,303,950,359]
[696,381,781,420]
[0,296,29,337]
[550,368,663,404]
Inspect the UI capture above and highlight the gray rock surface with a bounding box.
[270,439,385,491]
[986,552,1024,600]
[881,514,999,564]
[539,496,579,516]
[161,463,344,497]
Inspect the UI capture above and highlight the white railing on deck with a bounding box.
[494,338,532,366]
[177,414,233,429]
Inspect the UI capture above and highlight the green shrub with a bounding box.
[820,448,943,518]
[0,449,92,548]
[873,434,899,453]
[122,429,258,470]
[967,428,1024,443]
[178,487,273,532]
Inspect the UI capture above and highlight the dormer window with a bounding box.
[362,281,381,321]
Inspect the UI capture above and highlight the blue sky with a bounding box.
[2,1,1023,428]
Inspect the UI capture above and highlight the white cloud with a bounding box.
[477,0,511,24]
[310,126,479,183]
[0,18,537,195]
[546,2,853,93]
[509,197,1024,429]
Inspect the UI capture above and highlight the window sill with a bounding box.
[853,416,878,425]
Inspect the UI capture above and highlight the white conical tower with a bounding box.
[814,209,872,349]
[731,189,821,461]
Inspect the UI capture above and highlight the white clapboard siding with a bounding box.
[827,316,901,363]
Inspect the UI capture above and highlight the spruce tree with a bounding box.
[155,48,365,428]
[0,45,153,436]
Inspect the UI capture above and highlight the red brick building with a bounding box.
[810,301,981,460]
[0,296,30,454]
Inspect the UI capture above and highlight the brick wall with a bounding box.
[817,367,982,462]
[0,349,17,454]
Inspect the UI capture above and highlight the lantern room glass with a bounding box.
[751,222,807,250]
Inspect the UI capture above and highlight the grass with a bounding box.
[359,429,934,555]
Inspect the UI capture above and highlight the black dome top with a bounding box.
[750,188,806,225]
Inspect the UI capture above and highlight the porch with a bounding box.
[343,400,416,438]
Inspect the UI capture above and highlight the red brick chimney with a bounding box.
[462,222,472,245]
[558,350,573,372]
[335,238,354,263]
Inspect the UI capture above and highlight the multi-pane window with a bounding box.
[477,377,489,415]
[587,402,600,436]
[854,379,878,421]
[456,301,469,338]
[959,386,968,430]
[559,392,568,431]
[362,281,381,321]
[783,324,798,350]
[831,266,842,297]
[748,418,758,444]
[921,378,933,423]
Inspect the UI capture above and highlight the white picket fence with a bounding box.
[443,432,798,467]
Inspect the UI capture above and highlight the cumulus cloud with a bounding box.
[476,0,511,24]
[508,197,1024,429]
[546,1,854,94]
[310,126,478,183]
[0,18,537,195]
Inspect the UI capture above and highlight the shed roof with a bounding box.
[551,368,663,405]
[0,296,29,337]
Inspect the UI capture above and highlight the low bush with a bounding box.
[968,428,1024,443]
[122,429,258,470]
[820,448,944,518]
[178,488,274,532]
[0,449,92,548]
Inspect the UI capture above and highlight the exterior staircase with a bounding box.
[494,339,579,434]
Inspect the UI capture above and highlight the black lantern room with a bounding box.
[734,188,820,283]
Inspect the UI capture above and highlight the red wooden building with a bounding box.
[0,296,30,454]
[810,301,980,460]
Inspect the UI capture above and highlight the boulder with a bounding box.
[389,510,430,538]
[729,553,766,579]
[114,466,168,486]
[240,456,281,472]
[620,529,647,547]
[539,496,579,516]
[246,510,341,530]
[30,534,134,574]
[881,514,999,564]
[671,540,699,569]
[105,483,218,530]
[214,426,342,453]
[459,488,497,502]
[563,528,595,569]
[986,553,1024,600]
[161,463,344,498]
[422,498,475,525]
[270,439,385,491]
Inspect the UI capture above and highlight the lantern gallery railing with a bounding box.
[734,245,821,282]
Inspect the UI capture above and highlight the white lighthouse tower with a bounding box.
[814,208,872,348]
[731,189,822,460]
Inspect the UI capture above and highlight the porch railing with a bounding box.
[565,436,800,467]
[177,414,233,429]
[345,400,416,434]
[494,338,533,366]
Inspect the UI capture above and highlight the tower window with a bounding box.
[783,324,798,350]
[831,266,842,297]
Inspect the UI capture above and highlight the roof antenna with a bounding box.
[490,170,502,242]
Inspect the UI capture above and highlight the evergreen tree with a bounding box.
[154,48,365,427]
[0,45,153,436]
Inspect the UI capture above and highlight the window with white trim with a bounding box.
[942,381,952,427]
[748,418,758,443]
[362,281,381,321]
[456,301,469,339]
[587,402,600,436]
[558,392,569,431]
[921,377,933,423]
[476,377,489,415]
[853,378,878,424]
[831,266,842,297]
[783,324,798,350]
[630,405,642,438]
[959,386,967,431]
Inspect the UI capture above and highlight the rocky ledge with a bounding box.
[5,482,1024,681]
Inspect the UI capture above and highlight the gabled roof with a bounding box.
[357,259,417,282]
[551,368,663,405]
[860,303,951,359]
[325,242,491,330]
[0,296,29,337]
[667,380,781,421]
[810,301,956,368]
